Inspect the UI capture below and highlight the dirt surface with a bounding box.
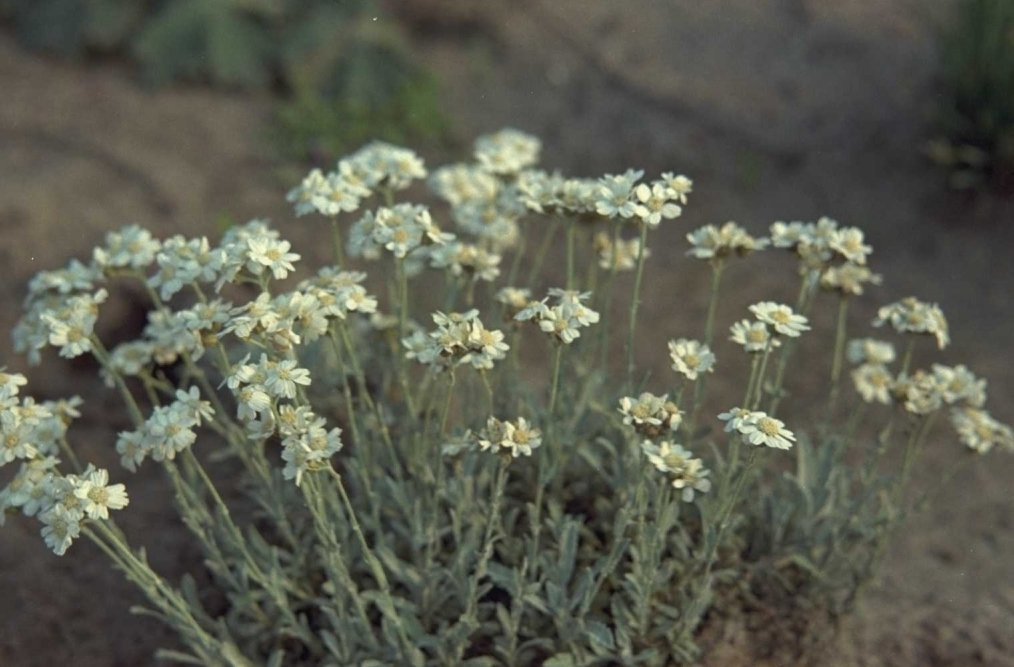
[2,1,1014,665]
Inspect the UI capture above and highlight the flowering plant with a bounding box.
[2,130,1010,666]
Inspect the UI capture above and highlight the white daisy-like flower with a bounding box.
[595,169,643,219]
[263,358,312,400]
[0,369,28,403]
[931,364,986,407]
[73,466,129,520]
[846,338,896,366]
[950,407,1014,454]
[93,224,162,271]
[899,370,945,415]
[477,417,543,458]
[748,302,810,337]
[246,237,300,280]
[829,227,872,265]
[729,319,780,353]
[851,363,894,405]
[820,263,882,296]
[640,440,692,475]
[668,338,716,381]
[632,182,682,227]
[686,222,769,261]
[40,503,81,556]
[873,297,950,349]
[659,172,693,204]
[475,128,541,175]
[671,458,712,502]
[736,410,796,450]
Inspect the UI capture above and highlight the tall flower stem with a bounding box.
[827,295,850,412]
[566,220,577,290]
[330,217,346,269]
[686,260,726,440]
[625,223,650,390]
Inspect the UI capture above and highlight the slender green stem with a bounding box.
[686,261,726,439]
[828,295,850,412]
[327,466,415,662]
[330,217,346,269]
[597,222,621,372]
[566,220,577,290]
[548,343,564,421]
[625,224,650,390]
[527,218,561,291]
[451,458,508,662]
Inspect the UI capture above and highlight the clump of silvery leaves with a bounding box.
[2,129,1010,666]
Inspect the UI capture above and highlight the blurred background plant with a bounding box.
[0,0,450,162]
[925,0,1014,194]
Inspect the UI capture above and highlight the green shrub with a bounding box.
[3,132,1010,666]
[927,0,1014,192]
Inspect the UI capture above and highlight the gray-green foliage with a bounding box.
[3,135,1009,667]
[927,0,1014,191]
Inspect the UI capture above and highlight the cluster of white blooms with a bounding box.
[1,373,78,468]
[1,371,129,555]
[494,286,532,317]
[668,338,716,381]
[115,387,214,471]
[847,338,897,366]
[225,353,312,421]
[92,224,162,271]
[770,217,871,269]
[729,319,780,353]
[618,392,683,438]
[890,364,987,416]
[851,362,895,405]
[477,416,543,458]
[403,310,509,372]
[749,302,811,338]
[640,440,711,502]
[475,128,542,175]
[950,407,1014,454]
[596,169,689,228]
[429,241,502,283]
[873,296,950,349]
[593,231,650,271]
[728,302,809,354]
[719,407,796,450]
[347,203,454,261]
[275,405,344,486]
[13,287,108,363]
[686,221,769,261]
[514,288,600,344]
[286,141,427,217]
[820,262,882,296]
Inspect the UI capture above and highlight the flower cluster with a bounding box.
[277,405,344,486]
[618,392,683,438]
[668,338,716,381]
[225,354,312,421]
[404,310,509,372]
[443,417,542,459]
[115,387,214,470]
[286,141,427,217]
[719,408,796,450]
[640,440,712,502]
[686,221,769,262]
[729,301,809,354]
[2,370,129,555]
[515,288,600,344]
[347,204,453,261]
[873,296,950,349]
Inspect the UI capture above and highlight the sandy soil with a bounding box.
[2,0,1013,664]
